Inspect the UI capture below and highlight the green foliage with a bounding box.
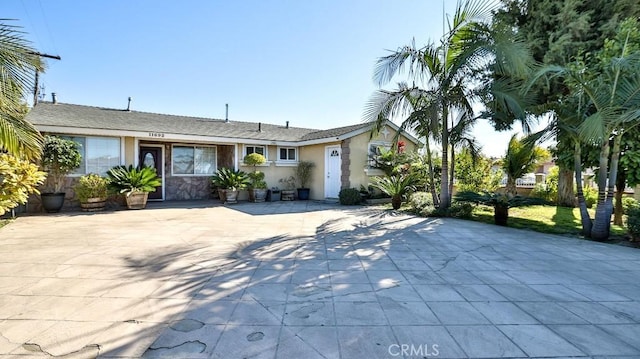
[74,174,108,202]
[106,165,162,195]
[371,174,417,210]
[247,171,267,189]
[211,167,250,190]
[0,153,46,215]
[530,166,559,202]
[294,161,315,188]
[0,20,44,160]
[455,149,501,192]
[627,206,640,241]
[502,134,548,195]
[455,191,547,208]
[244,153,266,167]
[448,202,475,219]
[621,197,639,215]
[41,135,82,193]
[366,0,533,209]
[369,146,411,176]
[370,174,417,198]
[583,186,598,208]
[409,192,434,216]
[339,188,362,205]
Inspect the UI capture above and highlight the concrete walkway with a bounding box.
[0,201,639,358]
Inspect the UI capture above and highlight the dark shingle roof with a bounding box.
[26,102,412,144]
[27,102,320,142]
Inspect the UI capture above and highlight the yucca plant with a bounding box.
[370,174,417,210]
[106,165,161,196]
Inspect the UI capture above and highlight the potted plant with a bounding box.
[279,176,296,201]
[295,161,315,200]
[211,168,249,204]
[244,153,268,202]
[370,174,417,210]
[106,165,161,209]
[40,135,82,212]
[74,173,108,212]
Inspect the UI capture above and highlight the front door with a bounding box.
[139,146,163,200]
[325,146,341,198]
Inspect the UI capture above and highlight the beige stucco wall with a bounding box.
[124,137,135,164]
[300,142,340,200]
[347,130,418,191]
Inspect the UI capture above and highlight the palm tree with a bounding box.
[0,20,44,160]
[530,27,640,239]
[364,0,532,209]
[501,134,546,196]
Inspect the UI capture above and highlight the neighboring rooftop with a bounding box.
[27,102,379,143]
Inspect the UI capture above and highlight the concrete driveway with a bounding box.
[0,201,639,358]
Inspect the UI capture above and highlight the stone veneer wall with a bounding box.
[341,139,351,189]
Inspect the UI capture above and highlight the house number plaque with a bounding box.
[148,132,165,138]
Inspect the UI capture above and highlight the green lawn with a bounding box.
[0,219,10,229]
[470,204,627,238]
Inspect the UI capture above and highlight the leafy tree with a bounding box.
[454,148,500,193]
[494,0,640,207]
[0,20,44,160]
[365,0,532,210]
[531,19,640,239]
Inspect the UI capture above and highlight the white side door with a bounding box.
[325,146,342,198]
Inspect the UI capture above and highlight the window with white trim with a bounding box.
[244,145,266,158]
[62,136,121,175]
[278,147,297,161]
[172,145,217,175]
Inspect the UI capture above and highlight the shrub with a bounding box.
[448,201,474,219]
[0,154,46,215]
[74,173,108,202]
[339,188,362,205]
[627,206,640,241]
[295,161,315,188]
[409,192,434,216]
[530,183,552,202]
[583,186,598,208]
[622,197,639,215]
[370,174,417,210]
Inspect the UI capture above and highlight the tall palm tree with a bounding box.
[530,40,640,240]
[364,0,532,209]
[0,20,44,160]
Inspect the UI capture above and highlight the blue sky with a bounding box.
[7,0,523,156]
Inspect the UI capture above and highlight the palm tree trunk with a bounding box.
[449,145,455,204]
[505,177,517,197]
[614,170,626,226]
[591,139,611,240]
[557,166,577,207]
[425,137,439,207]
[440,107,451,209]
[574,141,592,236]
[604,133,622,233]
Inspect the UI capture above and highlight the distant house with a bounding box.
[26,101,420,210]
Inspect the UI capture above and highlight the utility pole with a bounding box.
[29,51,61,106]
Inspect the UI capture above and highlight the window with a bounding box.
[244,145,266,157]
[63,136,121,175]
[172,145,217,175]
[278,147,297,161]
[368,142,391,168]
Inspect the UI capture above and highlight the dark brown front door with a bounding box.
[139,146,163,200]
